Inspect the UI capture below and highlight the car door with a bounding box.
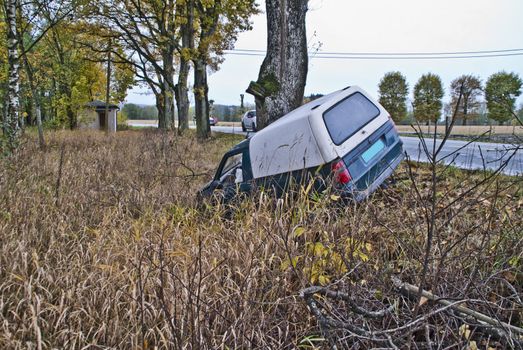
[212,148,253,200]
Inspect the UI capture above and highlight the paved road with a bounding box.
[127,122,157,127]
[400,137,523,176]
[127,122,523,176]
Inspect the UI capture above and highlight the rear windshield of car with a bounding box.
[323,92,380,145]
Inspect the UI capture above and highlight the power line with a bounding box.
[224,50,523,60]
[228,47,523,56]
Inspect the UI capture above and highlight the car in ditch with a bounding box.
[199,86,404,202]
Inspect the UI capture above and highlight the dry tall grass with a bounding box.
[1,130,521,349]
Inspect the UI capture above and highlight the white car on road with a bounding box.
[241,110,257,131]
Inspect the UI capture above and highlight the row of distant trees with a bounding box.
[212,103,255,122]
[125,69,522,125]
[122,102,256,122]
[377,71,522,125]
[121,104,159,121]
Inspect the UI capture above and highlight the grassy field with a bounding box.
[1,130,522,349]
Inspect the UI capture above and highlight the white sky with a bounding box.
[126,0,523,106]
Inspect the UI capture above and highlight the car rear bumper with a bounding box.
[351,151,404,201]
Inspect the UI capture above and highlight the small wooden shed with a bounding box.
[79,100,119,132]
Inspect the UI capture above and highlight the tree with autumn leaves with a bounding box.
[190,0,257,139]
[449,75,482,126]
[1,0,258,151]
[0,0,135,151]
[485,71,522,125]
[94,0,257,138]
[413,73,444,124]
[378,71,409,123]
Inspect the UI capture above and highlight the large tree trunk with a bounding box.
[67,109,75,129]
[175,0,194,134]
[164,82,175,130]
[4,0,21,151]
[462,99,468,126]
[158,51,175,130]
[248,0,308,130]
[156,96,165,129]
[158,86,175,130]
[175,59,190,133]
[165,52,175,130]
[193,59,210,139]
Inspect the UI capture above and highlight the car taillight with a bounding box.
[331,160,351,185]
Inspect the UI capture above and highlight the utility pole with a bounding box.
[105,40,112,133]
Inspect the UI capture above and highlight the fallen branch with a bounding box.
[301,285,394,319]
[300,287,398,349]
[392,276,523,343]
[301,286,470,349]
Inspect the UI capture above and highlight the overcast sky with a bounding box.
[126,0,523,106]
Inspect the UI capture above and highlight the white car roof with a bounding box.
[249,86,390,179]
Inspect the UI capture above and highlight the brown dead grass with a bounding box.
[0,130,521,349]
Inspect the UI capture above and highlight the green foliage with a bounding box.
[195,0,259,65]
[258,73,280,96]
[4,15,135,131]
[117,111,127,125]
[0,21,7,115]
[43,117,64,130]
[485,71,522,124]
[450,75,483,125]
[413,73,444,123]
[378,71,409,122]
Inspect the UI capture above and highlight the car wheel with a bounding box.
[242,122,246,132]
